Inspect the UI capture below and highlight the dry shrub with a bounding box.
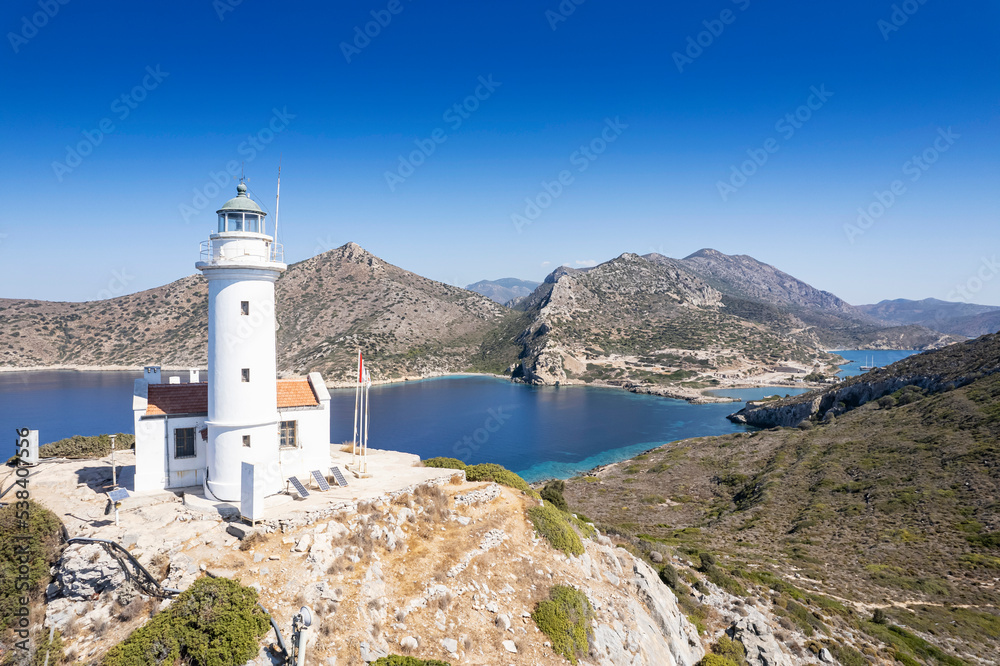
[436,592,453,611]
[349,529,374,555]
[358,501,378,515]
[371,616,382,637]
[339,441,354,453]
[118,598,148,622]
[149,553,170,579]
[238,532,267,552]
[450,474,464,486]
[462,636,472,650]
[392,493,414,507]
[92,616,109,634]
[327,556,348,575]
[395,608,406,622]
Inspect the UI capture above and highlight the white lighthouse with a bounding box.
[131,181,331,501]
[196,182,286,501]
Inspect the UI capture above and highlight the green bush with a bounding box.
[532,585,592,664]
[370,657,451,666]
[711,636,747,665]
[40,433,135,459]
[0,500,64,629]
[421,457,466,470]
[659,563,680,589]
[528,503,584,556]
[464,463,537,496]
[696,656,739,666]
[540,480,569,512]
[102,577,271,666]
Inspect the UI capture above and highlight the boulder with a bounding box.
[399,636,419,650]
[293,534,311,552]
[731,616,793,666]
[56,544,125,600]
[227,524,258,540]
[441,638,458,654]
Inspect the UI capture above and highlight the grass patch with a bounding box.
[370,658,451,666]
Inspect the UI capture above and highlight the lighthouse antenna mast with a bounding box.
[273,158,281,250]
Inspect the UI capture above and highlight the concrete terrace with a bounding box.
[15,444,460,543]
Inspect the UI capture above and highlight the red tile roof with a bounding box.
[277,378,319,408]
[145,378,319,416]
[146,383,207,416]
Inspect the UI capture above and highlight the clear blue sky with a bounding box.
[1,1,997,305]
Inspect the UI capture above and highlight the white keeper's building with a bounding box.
[132,183,331,500]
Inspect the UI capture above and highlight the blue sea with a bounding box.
[832,349,921,377]
[0,361,909,482]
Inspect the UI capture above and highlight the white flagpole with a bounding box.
[352,350,360,467]
[363,368,371,474]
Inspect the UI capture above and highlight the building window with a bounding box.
[279,420,298,448]
[175,428,195,459]
[243,435,251,448]
[242,368,250,382]
[241,300,249,315]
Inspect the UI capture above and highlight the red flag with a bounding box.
[358,349,363,384]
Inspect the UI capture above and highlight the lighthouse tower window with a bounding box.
[242,435,251,448]
[241,301,249,316]
[241,368,250,382]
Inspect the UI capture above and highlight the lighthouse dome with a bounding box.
[217,182,265,214]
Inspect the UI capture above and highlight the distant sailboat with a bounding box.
[859,354,877,371]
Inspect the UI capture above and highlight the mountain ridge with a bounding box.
[0,244,961,398]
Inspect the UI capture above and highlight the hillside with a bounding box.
[509,251,956,400]
[859,298,1000,339]
[274,243,524,383]
[0,243,523,383]
[510,252,834,397]
[466,278,541,305]
[563,338,1000,663]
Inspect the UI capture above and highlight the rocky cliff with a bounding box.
[729,332,1000,428]
[36,467,708,666]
